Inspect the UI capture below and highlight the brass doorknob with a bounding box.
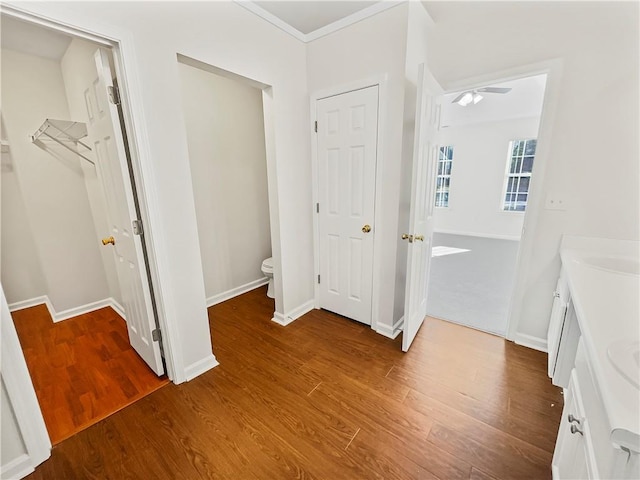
[362,224,372,233]
[402,234,413,243]
[414,235,425,242]
[102,236,115,246]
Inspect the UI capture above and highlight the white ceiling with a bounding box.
[253,1,379,34]
[3,2,396,54]
[441,74,548,128]
[1,15,72,60]
[242,1,399,41]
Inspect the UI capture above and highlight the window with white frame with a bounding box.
[435,145,453,208]
[503,139,537,211]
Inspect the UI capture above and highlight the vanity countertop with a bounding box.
[560,236,640,453]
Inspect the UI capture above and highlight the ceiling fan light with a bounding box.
[473,93,483,104]
[457,92,473,106]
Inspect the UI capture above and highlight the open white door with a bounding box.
[402,64,442,352]
[83,49,164,375]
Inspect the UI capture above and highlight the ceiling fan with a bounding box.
[452,87,512,106]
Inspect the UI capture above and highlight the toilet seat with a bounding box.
[261,257,273,274]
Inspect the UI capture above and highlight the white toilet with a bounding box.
[261,257,275,298]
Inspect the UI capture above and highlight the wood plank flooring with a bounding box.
[12,304,169,445]
[25,286,562,479]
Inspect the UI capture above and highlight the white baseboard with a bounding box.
[53,298,115,322]
[8,296,48,312]
[8,295,126,323]
[184,354,219,381]
[514,333,548,353]
[271,311,288,326]
[1,453,35,480]
[376,316,404,340]
[206,278,269,307]
[109,298,126,320]
[8,295,55,320]
[271,300,315,327]
[435,229,521,242]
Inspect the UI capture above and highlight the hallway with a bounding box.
[25,286,562,479]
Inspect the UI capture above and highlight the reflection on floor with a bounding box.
[12,304,169,444]
[427,232,520,336]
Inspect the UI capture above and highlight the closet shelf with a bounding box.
[31,119,94,165]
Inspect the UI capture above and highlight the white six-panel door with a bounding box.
[83,49,164,375]
[402,64,442,352]
[316,86,379,325]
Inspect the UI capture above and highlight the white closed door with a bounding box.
[316,86,379,325]
[402,64,442,352]
[83,49,164,375]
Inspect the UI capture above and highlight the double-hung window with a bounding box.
[503,139,536,211]
[435,145,453,208]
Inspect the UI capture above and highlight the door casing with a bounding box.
[434,59,564,349]
[310,75,388,332]
[0,5,178,380]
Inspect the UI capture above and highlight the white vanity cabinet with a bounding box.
[552,339,637,479]
[549,237,640,480]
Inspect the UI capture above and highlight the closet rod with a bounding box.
[37,131,95,165]
[30,119,94,165]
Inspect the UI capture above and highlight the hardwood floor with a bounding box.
[12,304,169,445]
[25,286,562,479]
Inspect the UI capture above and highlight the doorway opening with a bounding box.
[426,73,548,337]
[1,13,167,444]
[176,55,280,324]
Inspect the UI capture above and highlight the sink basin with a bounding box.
[608,340,640,388]
[581,255,640,276]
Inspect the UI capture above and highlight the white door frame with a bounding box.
[1,286,51,478]
[0,5,180,379]
[175,53,285,324]
[436,58,564,348]
[310,75,388,332]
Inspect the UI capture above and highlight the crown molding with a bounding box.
[236,1,307,42]
[236,1,403,44]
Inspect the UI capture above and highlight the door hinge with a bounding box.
[314,120,318,133]
[317,274,320,284]
[316,203,319,213]
[132,219,143,235]
[152,328,161,342]
[108,85,121,105]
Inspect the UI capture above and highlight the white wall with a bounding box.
[178,62,271,301]
[0,123,47,303]
[8,0,311,379]
[434,116,540,239]
[10,0,635,369]
[60,38,123,307]
[0,48,110,313]
[425,1,640,342]
[1,378,27,475]
[307,3,410,331]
